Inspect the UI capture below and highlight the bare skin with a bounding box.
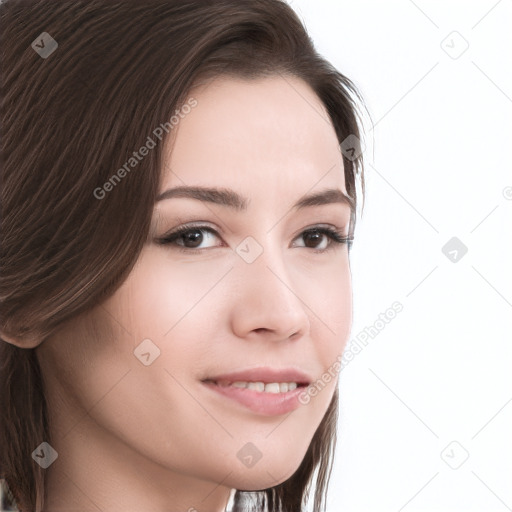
[15,75,353,511]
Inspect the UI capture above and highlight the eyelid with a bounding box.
[161,218,224,233]
[291,222,349,239]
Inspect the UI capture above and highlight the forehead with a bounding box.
[161,75,346,197]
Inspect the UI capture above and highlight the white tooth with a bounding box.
[229,381,299,392]
[264,382,281,393]
[247,382,265,392]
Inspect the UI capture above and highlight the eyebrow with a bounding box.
[155,185,355,213]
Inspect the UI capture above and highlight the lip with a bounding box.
[203,367,312,386]
[201,366,312,416]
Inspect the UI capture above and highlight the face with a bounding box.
[37,75,353,500]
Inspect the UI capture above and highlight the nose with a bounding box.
[229,247,311,343]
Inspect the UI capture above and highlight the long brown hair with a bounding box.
[0,0,365,510]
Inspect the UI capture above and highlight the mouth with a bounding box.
[201,367,312,416]
[203,379,309,393]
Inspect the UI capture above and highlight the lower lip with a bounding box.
[202,381,306,416]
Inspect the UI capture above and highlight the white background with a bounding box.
[288,1,512,511]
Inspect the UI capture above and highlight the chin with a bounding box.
[223,454,306,491]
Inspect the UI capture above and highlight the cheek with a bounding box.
[108,250,233,343]
[306,257,353,357]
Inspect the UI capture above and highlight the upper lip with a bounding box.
[203,366,312,386]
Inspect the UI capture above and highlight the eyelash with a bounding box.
[157,224,353,254]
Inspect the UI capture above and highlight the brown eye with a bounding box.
[302,230,324,248]
[178,229,204,248]
[293,227,352,253]
[158,226,222,250]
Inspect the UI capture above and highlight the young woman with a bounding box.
[0,0,366,510]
